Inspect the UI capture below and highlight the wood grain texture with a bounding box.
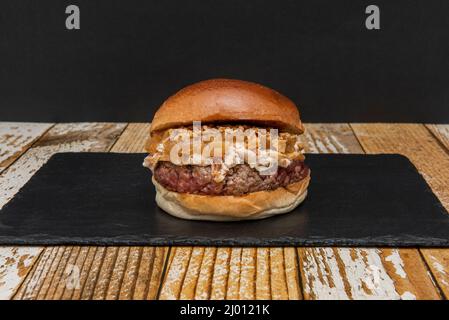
[13,123,169,300]
[422,125,449,299]
[0,122,53,173]
[5,122,446,300]
[158,125,355,300]
[426,124,449,151]
[194,247,217,300]
[160,246,302,300]
[420,249,449,298]
[0,123,54,300]
[107,123,169,300]
[351,123,449,299]
[298,124,440,300]
[1,122,125,300]
[156,123,441,300]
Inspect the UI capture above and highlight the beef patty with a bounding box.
[153,160,309,196]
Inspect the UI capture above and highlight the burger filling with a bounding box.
[154,160,309,196]
[144,125,308,195]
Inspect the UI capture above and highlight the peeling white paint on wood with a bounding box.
[0,122,53,172]
[194,247,217,300]
[313,138,330,153]
[210,248,231,299]
[321,136,339,153]
[303,133,319,153]
[238,248,256,300]
[429,255,449,286]
[300,248,350,300]
[0,141,97,207]
[0,247,41,300]
[301,248,403,300]
[337,249,400,300]
[1,123,125,209]
[400,291,417,300]
[300,125,404,300]
[159,248,191,300]
[0,122,125,300]
[179,247,203,300]
[426,124,449,149]
[385,249,407,279]
[19,247,58,300]
[329,135,350,153]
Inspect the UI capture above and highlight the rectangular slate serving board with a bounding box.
[0,153,448,247]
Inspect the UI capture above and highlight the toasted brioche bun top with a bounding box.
[150,79,304,134]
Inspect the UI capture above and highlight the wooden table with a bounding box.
[0,122,448,300]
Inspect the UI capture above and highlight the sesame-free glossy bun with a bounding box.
[150,79,304,134]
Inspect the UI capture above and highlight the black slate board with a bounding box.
[0,153,448,247]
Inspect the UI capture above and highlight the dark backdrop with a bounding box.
[1,0,448,123]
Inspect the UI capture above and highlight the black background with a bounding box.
[1,0,448,122]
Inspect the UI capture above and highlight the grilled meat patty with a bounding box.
[154,160,309,196]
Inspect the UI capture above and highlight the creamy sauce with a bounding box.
[143,125,304,182]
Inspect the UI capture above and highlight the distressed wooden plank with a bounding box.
[39,246,74,299]
[80,247,106,299]
[426,124,449,151]
[91,247,119,299]
[351,123,449,299]
[132,247,155,300]
[302,123,357,154]
[106,247,130,300]
[13,123,170,300]
[105,123,168,300]
[270,248,288,300]
[179,247,204,299]
[379,249,441,300]
[298,123,440,300]
[90,245,166,300]
[102,123,168,300]
[0,123,53,299]
[11,122,443,300]
[239,248,256,300]
[1,123,126,211]
[210,248,231,300]
[159,247,192,300]
[255,248,271,299]
[71,247,98,300]
[13,247,59,300]
[268,247,302,300]
[109,123,151,153]
[161,247,270,299]
[158,123,437,300]
[0,122,53,173]
[118,247,143,300]
[50,246,82,300]
[420,249,449,298]
[161,245,300,300]
[225,248,242,299]
[284,247,302,300]
[60,247,92,299]
[147,246,169,300]
[2,122,126,300]
[0,248,42,300]
[194,247,216,300]
[34,247,67,299]
[423,125,449,299]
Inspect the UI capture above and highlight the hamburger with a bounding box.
[144,79,310,221]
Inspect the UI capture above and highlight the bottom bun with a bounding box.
[152,172,310,221]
